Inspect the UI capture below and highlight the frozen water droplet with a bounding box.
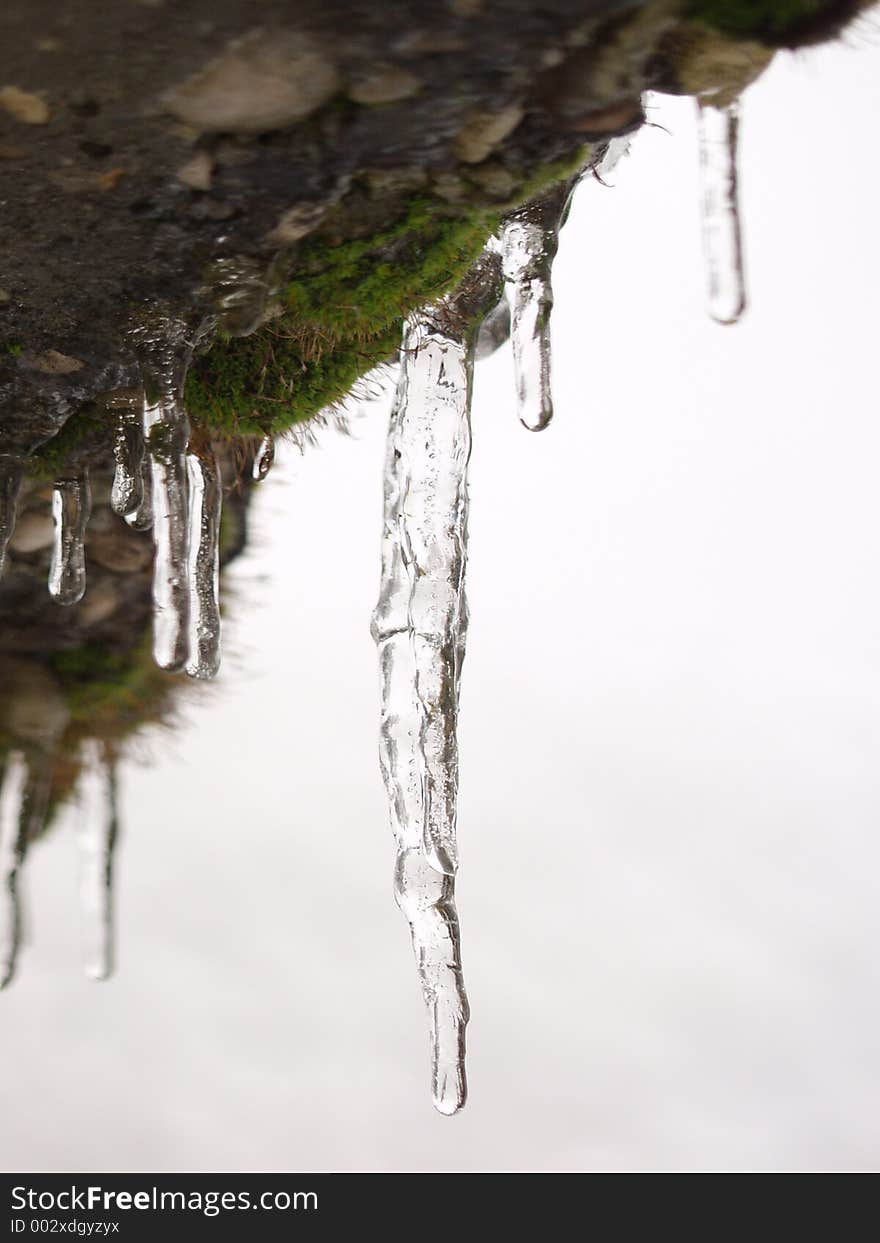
[475,296,510,361]
[500,182,571,432]
[77,739,118,982]
[0,749,51,989]
[186,450,222,680]
[48,474,91,606]
[372,310,476,1114]
[696,97,746,325]
[252,434,275,482]
[124,450,154,531]
[111,408,145,517]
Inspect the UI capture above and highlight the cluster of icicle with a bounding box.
[0,105,747,1105]
[371,109,746,1113]
[0,739,117,987]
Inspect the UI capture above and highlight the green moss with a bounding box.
[47,637,178,733]
[687,0,867,46]
[29,402,108,477]
[187,195,501,436]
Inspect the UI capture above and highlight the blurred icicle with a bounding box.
[696,97,746,325]
[76,740,119,982]
[0,750,52,989]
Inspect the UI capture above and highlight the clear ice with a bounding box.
[253,434,275,482]
[76,739,118,981]
[500,181,572,432]
[124,454,154,532]
[111,408,145,517]
[372,311,478,1115]
[696,97,746,325]
[186,450,222,680]
[0,454,24,578]
[0,750,51,989]
[48,474,91,606]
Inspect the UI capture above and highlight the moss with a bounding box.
[187,194,502,436]
[29,401,109,477]
[687,0,870,46]
[47,637,179,735]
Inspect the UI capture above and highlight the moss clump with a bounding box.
[687,0,870,46]
[186,195,501,437]
[47,637,179,736]
[29,401,109,477]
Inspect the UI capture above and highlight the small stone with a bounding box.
[0,85,50,124]
[87,528,152,573]
[467,160,516,200]
[453,103,524,164]
[431,171,468,204]
[97,167,126,191]
[76,580,120,627]
[177,151,213,190]
[266,200,327,245]
[0,659,69,745]
[23,350,84,374]
[0,289,10,304]
[348,65,422,105]
[35,38,62,53]
[8,508,53,553]
[163,30,340,134]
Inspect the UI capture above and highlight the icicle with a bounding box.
[252,434,275,482]
[133,321,196,672]
[186,449,222,680]
[0,749,51,989]
[371,311,476,1115]
[48,473,91,606]
[76,739,118,981]
[475,296,510,361]
[500,181,571,432]
[696,96,746,325]
[110,408,145,517]
[0,454,24,578]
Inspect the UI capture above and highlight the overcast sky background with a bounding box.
[2,31,880,1173]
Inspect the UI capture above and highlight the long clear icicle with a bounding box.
[76,739,118,981]
[111,409,145,517]
[371,313,475,1115]
[48,474,91,606]
[500,181,572,432]
[0,749,51,989]
[186,449,222,680]
[135,326,194,671]
[0,454,24,577]
[696,97,746,325]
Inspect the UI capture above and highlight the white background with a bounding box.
[2,32,880,1173]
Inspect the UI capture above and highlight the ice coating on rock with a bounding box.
[253,434,275,482]
[186,450,222,680]
[133,320,195,672]
[48,474,91,606]
[500,181,571,432]
[0,749,51,989]
[371,313,475,1114]
[0,454,24,578]
[697,97,746,325]
[111,409,145,517]
[76,739,118,981]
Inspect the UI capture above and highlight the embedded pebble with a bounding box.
[0,85,50,124]
[163,30,340,134]
[453,104,524,164]
[348,65,422,105]
[176,151,214,191]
